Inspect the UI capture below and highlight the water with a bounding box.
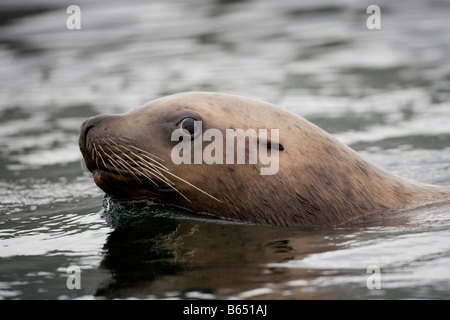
[0,0,449,299]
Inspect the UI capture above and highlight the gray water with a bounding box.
[1,0,450,299]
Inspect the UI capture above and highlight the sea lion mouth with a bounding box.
[94,168,175,193]
[91,167,173,200]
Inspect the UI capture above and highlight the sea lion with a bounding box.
[78,92,450,227]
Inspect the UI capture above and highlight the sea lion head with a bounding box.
[79,92,450,227]
[79,92,287,215]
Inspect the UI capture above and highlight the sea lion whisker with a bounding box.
[120,155,190,201]
[103,140,171,184]
[141,170,191,202]
[134,167,160,187]
[139,165,175,187]
[104,142,174,189]
[107,137,165,163]
[120,146,169,173]
[130,152,175,185]
[131,151,169,172]
[122,153,172,188]
[111,154,143,184]
[169,186,191,202]
[90,146,95,165]
[102,145,128,172]
[127,144,166,163]
[125,151,219,202]
[97,144,115,172]
[120,144,221,202]
[117,147,205,202]
[92,143,101,169]
[98,152,109,172]
[103,153,125,177]
[108,139,169,171]
[162,170,222,203]
[129,157,182,191]
[103,143,172,188]
[109,145,162,184]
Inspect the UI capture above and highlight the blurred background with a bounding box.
[0,0,449,299]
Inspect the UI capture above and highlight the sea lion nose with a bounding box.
[79,115,107,151]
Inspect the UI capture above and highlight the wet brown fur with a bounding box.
[79,92,450,228]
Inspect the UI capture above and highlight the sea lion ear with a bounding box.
[258,129,284,151]
[267,139,284,151]
[258,135,284,151]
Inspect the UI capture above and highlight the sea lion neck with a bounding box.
[284,126,450,227]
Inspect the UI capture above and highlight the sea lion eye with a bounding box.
[177,117,198,137]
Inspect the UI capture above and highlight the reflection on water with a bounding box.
[98,214,182,298]
[0,0,449,299]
